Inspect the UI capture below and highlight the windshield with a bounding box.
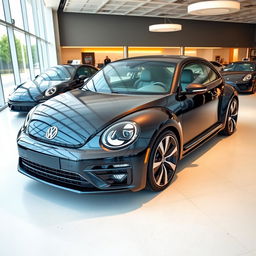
[223,62,255,72]
[35,66,75,82]
[82,60,176,94]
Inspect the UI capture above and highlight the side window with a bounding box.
[75,67,91,78]
[180,62,218,91]
[89,67,98,75]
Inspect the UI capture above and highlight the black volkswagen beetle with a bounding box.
[17,56,238,193]
[221,61,256,93]
[8,64,98,111]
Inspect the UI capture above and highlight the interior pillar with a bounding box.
[123,46,129,58]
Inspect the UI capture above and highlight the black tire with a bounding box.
[220,97,238,136]
[146,130,180,192]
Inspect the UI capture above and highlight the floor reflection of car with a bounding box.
[221,61,256,93]
[210,61,224,72]
[17,56,238,193]
[8,64,98,111]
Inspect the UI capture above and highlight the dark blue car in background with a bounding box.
[221,61,256,93]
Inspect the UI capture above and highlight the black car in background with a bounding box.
[221,61,256,93]
[8,64,98,111]
[17,56,238,193]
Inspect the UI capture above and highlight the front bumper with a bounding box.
[226,81,253,93]
[17,133,148,193]
[8,100,37,112]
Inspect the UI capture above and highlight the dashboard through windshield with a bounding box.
[83,60,176,95]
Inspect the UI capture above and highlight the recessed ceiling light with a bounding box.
[188,1,240,16]
[149,24,182,32]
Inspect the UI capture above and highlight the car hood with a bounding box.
[221,71,252,83]
[27,89,166,148]
[9,80,63,102]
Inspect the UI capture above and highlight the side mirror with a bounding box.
[185,83,207,95]
[78,75,87,81]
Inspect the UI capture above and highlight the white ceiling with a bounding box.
[63,0,256,24]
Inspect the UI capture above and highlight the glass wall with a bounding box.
[30,37,40,76]
[9,0,24,29]
[0,0,4,20]
[14,30,30,82]
[0,25,15,101]
[0,0,57,107]
[25,0,35,34]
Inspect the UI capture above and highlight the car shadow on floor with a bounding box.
[23,134,225,222]
[23,182,160,223]
[176,135,223,174]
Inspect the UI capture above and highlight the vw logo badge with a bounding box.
[45,87,57,97]
[45,126,58,140]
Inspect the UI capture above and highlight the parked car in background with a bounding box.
[221,61,256,93]
[8,64,98,111]
[17,56,238,193]
[210,61,224,72]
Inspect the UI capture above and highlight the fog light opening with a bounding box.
[113,164,129,168]
[112,174,127,182]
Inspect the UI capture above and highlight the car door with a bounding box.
[178,61,223,144]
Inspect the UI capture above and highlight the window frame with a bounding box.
[177,60,221,93]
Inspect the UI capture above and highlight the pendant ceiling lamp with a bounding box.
[187,1,240,16]
[149,23,182,32]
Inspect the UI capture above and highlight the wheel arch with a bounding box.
[219,84,239,125]
[151,125,182,160]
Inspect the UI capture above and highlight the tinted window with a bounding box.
[223,62,255,72]
[35,66,74,82]
[75,66,92,78]
[83,60,176,95]
[180,62,218,91]
[89,67,98,75]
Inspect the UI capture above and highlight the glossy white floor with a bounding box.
[0,94,256,256]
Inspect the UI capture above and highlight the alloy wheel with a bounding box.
[152,135,179,187]
[228,98,238,133]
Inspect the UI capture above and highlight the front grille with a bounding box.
[20,158,95,191]
[20,158,133,192]
[9,104,32,112]
[237,83,250,90]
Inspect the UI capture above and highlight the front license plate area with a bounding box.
[18,146,60,169]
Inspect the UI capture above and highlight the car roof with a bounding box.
[64,64,97,69]
[114,55,207,64]
[50,64,97,70]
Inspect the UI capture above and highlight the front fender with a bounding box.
[82,107,183,159]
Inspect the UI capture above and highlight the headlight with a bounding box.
[45,86,57,97]
[242,74,252,81]
[101,121,139,149]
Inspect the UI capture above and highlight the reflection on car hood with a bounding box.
[27,89,166,148]
[9,80,63,102]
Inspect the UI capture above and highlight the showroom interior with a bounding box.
[0,0,256,255]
